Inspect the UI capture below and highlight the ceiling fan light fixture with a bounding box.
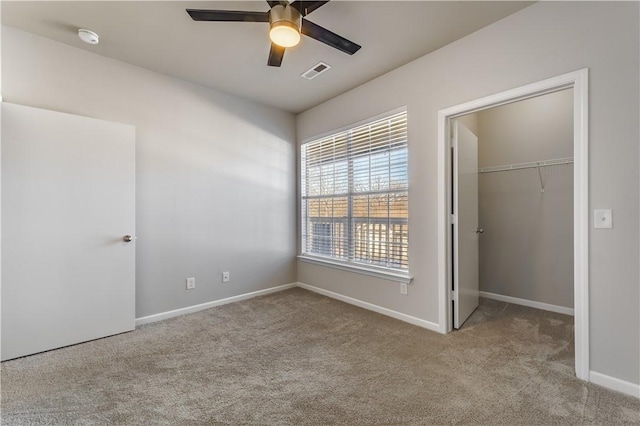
[270,22,300,47]
[269,4,301,48]
[185,1,361,67]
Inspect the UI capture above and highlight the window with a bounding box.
[301,111,409,276]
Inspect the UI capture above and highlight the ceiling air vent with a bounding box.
[301,62,331,80]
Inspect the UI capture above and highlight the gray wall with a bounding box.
[457,113,478,136]
[473,89,574,308]
[1,26,297,318]
[296,2,639,385]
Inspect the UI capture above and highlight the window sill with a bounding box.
[297,255,413,284]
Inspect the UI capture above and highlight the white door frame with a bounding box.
[436,69,589,381]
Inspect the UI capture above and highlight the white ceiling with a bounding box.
[2,1,534,113]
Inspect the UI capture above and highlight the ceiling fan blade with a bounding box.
[266,1,282,7]
[290,1,330,16]
[268,43,286,67]
[186,9,269,22]
[301,19,361,55]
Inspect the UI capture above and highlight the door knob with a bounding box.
[476,228,484,234]
[123,235,133,242]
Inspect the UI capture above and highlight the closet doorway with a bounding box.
[437,70,589,381]
[454,88,575,328]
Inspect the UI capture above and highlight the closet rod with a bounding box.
[478,157,574,174]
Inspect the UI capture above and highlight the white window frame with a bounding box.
[298,107,411,284]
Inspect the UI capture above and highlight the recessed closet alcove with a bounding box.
[458,88,574,314]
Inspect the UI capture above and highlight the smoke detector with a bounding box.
[301,62,331,80]
[78,29,99,45]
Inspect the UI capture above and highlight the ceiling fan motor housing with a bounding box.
[269,4,301,32]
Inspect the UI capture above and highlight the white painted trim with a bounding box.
[437,69,590,380]
[479,291,574,316]
[297,282,440,333]
[590,371,640,399]
[573,69,590,382]
[436,109,450,335]
[135,283,297,326]
[297,255,412,283]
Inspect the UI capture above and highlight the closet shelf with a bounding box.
[478,157,574,174]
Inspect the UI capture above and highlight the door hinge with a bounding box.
[450,214,456,224]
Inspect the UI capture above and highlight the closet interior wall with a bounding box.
[463,89,574,310]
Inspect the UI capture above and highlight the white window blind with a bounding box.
[301,111,409,273]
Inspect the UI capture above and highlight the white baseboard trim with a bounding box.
[479,291,574,316]
[135,283,297,326]
[297,282,440,333]
[135,282,441,333]
[590,371,640,398]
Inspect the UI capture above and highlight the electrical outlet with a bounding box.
[186,277,195,290]
[222,271,230,283]
[400,282,408,295]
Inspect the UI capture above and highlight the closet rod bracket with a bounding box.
[537,164,545,193]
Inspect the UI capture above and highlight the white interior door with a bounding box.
[1,103,136,361]
[452,120,479,328]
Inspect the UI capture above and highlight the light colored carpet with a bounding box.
[1,288,638,425]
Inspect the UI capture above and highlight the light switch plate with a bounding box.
[594,209,612,229]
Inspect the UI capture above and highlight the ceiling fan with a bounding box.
[186,1,361,67]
